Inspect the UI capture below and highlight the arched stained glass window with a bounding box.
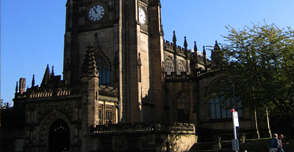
[177,62,185,75]
[175,91,190,123]
[165,59,174,75]
[209,79,242,119]
[97,56,110,85]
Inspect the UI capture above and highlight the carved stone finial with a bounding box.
[31,74,35,88]
[194,41,197,52]
[184,36,187,48]
[173,30,177,43]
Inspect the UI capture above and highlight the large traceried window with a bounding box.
[97,56,110,85]
[175,91,190,123]
[209,79,242,119]
[177,62,185,75]
[165,59,174,75]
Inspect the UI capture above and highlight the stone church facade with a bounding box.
[13,0,271,151]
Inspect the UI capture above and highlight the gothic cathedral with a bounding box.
[13,0,271,152]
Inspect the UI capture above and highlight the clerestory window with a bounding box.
[177,62,185,75]
[165,59,174,75]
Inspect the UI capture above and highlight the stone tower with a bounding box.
[63,0,165,123]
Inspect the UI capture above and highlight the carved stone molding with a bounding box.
[38,101,73,121]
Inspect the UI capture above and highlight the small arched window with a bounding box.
[97,56,110,85]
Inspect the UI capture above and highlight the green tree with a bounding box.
[222,23,294,136]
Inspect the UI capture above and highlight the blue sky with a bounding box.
[1,0,294,105]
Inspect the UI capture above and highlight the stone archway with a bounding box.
[49,119,70,152]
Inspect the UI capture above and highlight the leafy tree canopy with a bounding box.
[221,22,294,118]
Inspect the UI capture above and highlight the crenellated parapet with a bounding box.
[91,122,195,134]
[27,84,119,99]
[26,75,82,99]
[26,68,119,99]
[27,87,82,99]
[166,72,190,81]
[164,40,189,58]
[164,40,175,51]
[164,39,213,66]
[29,89,53,98]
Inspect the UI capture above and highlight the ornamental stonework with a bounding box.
[38,101,73,120]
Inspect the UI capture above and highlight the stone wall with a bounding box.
[88,122,196,152]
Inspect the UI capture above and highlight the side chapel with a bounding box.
[13,0,271,151]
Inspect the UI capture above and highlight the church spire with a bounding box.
[41,65,50,87]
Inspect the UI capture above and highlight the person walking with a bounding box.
[269,133,281,152]
[278,134,289,152]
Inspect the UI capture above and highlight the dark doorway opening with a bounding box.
[49,119,70,152]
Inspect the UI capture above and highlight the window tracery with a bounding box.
[165,58,174,75]
[175,90,190,123]
[208,79,242,119]
[97,55,110,85]
[177,62,185,75]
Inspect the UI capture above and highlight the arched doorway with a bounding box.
[49,119,70,152]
